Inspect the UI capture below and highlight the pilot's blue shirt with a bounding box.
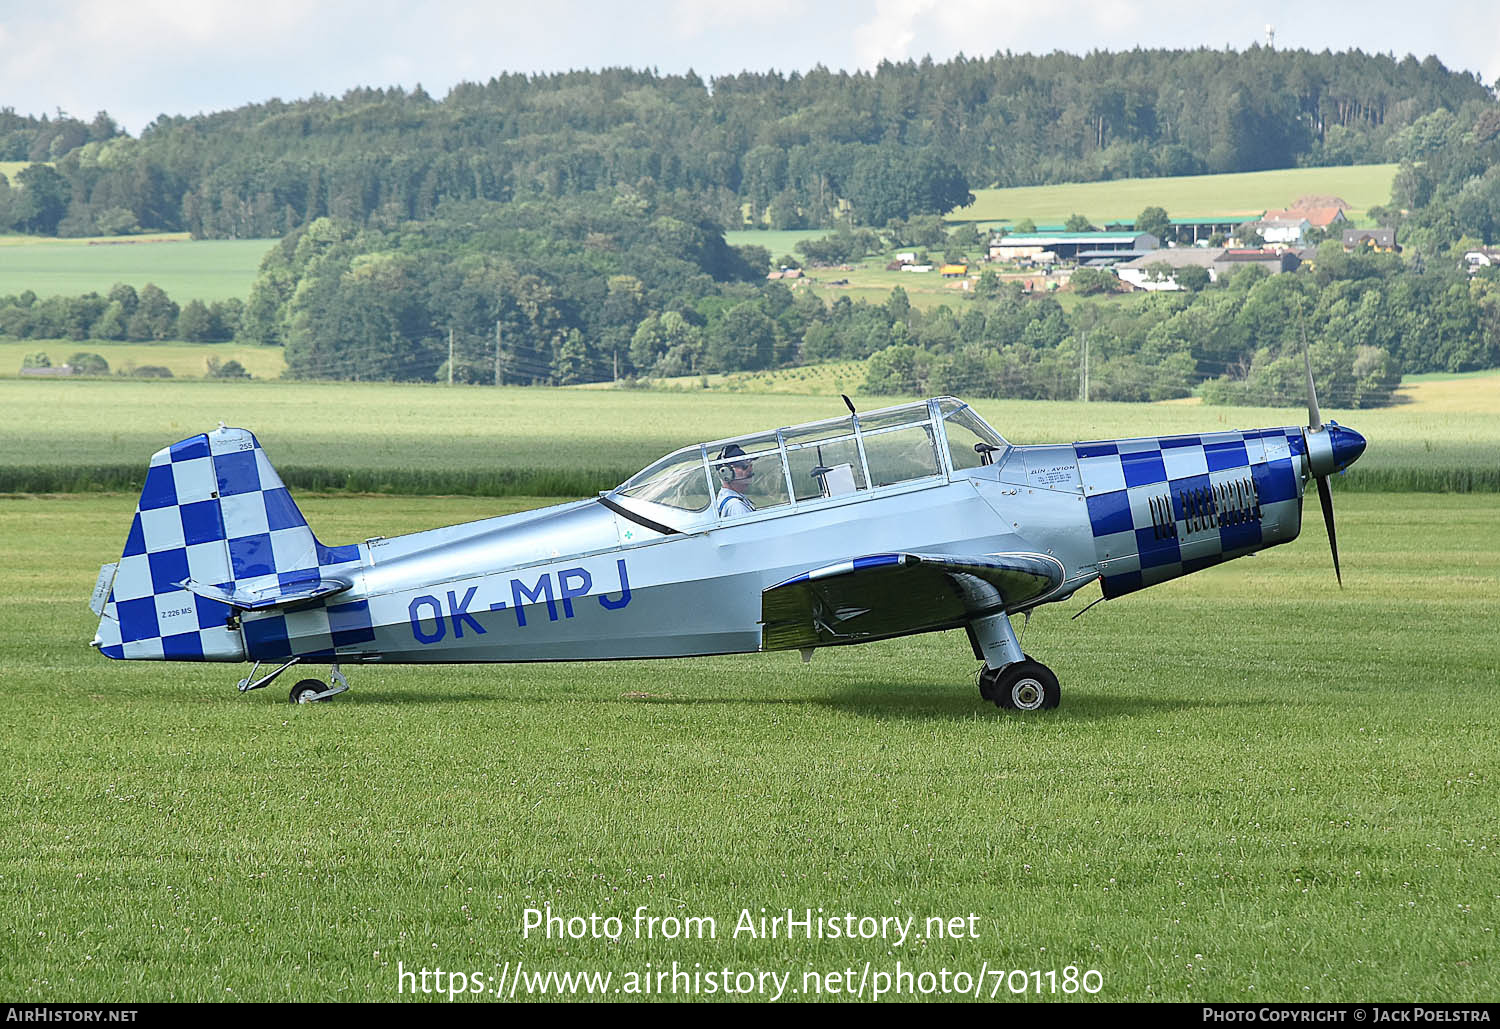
[715,486,755,518]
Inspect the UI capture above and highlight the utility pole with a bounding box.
[1080,331,1090,403]
[448,328,454,386]
[494,320,501,387]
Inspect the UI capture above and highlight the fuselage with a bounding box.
[241,426,1314,664]
[92,399,1365,669]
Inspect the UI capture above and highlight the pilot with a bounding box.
[715,444,756,518]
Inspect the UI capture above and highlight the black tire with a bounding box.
[977,665,1002,702]
[991,659,1060,712]
[289,678,326,704]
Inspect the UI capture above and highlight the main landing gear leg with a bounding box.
[970,611,1060,712]
[289,664,350,705]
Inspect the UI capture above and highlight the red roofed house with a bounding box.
[1259,204,1349,244]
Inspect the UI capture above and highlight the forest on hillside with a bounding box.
[3,48,1500,405]
[0,47,1493,239]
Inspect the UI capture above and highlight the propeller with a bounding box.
[1300,342,1365,586]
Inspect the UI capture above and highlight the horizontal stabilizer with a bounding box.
[762,551,1063,651]
[179,576,352,611]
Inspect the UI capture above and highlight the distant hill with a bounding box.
[2,48,1491,239]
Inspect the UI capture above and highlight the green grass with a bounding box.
[1398,369,1500,383]
[0,237,274,302]
[0,490,1495,1001]
[604,361,870,397]
[0,340,286,380]
[0,160,43,181]
[1,377,1495,494]
[809,266,978,308]
[0,231,192,248]
[724,230,826,259]
[961,164,1400,227]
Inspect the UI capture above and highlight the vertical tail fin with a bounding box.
[92,427,360,662]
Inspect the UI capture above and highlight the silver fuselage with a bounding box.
[94,398,1343,671]
[250,437,1302,664]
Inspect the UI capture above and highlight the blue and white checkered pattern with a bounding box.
[1077,427,1307,598]
[95,427,369,662]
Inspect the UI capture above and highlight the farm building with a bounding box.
[1169,215,1261,244]
[989,231,1158,263]
[1100,215,1267,244]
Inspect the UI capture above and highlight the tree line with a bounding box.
[0,283,242,342]
[863,250,1498,408]
[1,46,1491,239]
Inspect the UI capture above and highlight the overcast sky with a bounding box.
[3,1,1497,135]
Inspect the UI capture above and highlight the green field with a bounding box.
[1,488,1496,1001]
[0,340,287,380]
[0,160,41,181]
[5,375,1494,494]
[724,230,828,260]
[583,360,871,397]
[961,164,1400,228]
[0,237,273,302]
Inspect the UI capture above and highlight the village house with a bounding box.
[1214,248,1302,277]
[1115,248,1222,291]
[1256,213,1312,245]
[1342,228,1398,252]
[1463,248,1500,274]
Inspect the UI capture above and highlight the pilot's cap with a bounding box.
[719,444,750,463]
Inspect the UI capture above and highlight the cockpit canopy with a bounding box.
[610,397,1007,518]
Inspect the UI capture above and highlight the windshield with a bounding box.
[615,447,712,511]
[937,398,1008,470]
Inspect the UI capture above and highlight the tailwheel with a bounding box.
[981,658,1060,712]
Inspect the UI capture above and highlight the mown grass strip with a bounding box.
[3,459,1493,496]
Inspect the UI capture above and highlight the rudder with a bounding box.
[91,426,359,662]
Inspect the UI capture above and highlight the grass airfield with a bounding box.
[1,369,1497,1001]
[0,491,1495,1001]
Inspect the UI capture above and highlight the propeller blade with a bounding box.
[1302,342,1323,432]
[1316,474,1341,588]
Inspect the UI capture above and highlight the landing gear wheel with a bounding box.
[978,666,1002,703]
[985,658,1060,712]
[289,678,328,704]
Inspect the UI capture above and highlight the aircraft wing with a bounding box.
[761,552,1063,651]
